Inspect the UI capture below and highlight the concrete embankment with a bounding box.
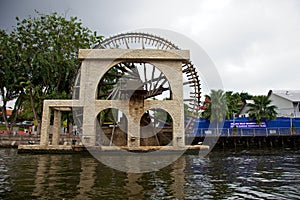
[0,134,40,148]
[188,135,300,149]
[0,134,78,148]
[3,134,300,153]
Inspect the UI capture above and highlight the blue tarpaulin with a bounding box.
[185,117,300,136]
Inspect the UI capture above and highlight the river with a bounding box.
[0,148,300,199]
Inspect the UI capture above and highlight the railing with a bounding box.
[188,128,300,137]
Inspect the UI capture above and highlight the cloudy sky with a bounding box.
[1,0,300,95]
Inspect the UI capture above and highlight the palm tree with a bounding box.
[202,89,227,134]
[247,95,277,124]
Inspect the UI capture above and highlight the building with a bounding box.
[0,109,13,120]
[237,100,254,118]
[268,90,300,118]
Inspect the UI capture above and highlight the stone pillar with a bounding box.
[154,61,185,148]
[82,109,96,147]
[80,60,98,147]
[128,91,145,148]
[52,110,61,145]
[40,104,51,146]
[127,120,140,149]
[172,111,185,148]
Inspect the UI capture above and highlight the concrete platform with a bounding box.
[17,144,209,154]
[18,144,75,154]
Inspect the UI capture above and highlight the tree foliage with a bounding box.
[209,89,227,124]
[201,90,253,120]
[0,12,102,133]
[225,91,242,119]
[247,95,277,124]
[239,92,253,104]
[0,30,24,132]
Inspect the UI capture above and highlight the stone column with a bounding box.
[82,107,96,147]
[80,60,100,147]
[128,92,145,149]
[40,103,51,146]
[52,109,61,145]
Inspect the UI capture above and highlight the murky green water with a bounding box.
[0,148,300,199]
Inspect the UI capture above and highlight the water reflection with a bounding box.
[125,173,143,200]
[1,148,300,199]
[90,150,185,173]
[32,156,48,197]
[76,157,97,199]
[170,156,186,199]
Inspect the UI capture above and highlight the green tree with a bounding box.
[240,92,253,104]
[202,89,227,133]
[247,95,277,124]
[10,12,102,133]
[225,91,242,119]
[0,30,24,133]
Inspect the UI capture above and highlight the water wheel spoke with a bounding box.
[153,72,164,89]
[115,64,129,73]
[145,87,168,99]
[149,65,156,91]
[157,78,168,89]
[143,63,148,91]
[142,75,166,87]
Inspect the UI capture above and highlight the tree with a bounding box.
[202,91,254,120]
[225,91,242,119]
[247,95,277,124]
[240,92,253,104]
[202,89,227,133]
[9,12,102,133]
[0,30,24,133]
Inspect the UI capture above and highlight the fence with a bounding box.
[190,127,300,137]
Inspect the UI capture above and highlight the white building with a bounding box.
[268,90,300,118]
[238,100,255,118]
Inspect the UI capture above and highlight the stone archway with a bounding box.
[36,49,188,150]
[78,49,188,149]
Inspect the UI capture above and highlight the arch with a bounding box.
[95,108,128,146]
[140,108,173,146]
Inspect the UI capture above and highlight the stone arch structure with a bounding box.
[35,48,189,151]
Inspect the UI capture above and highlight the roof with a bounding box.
[0,109,13,116]
[245,99,254,104]
[269,90,300,102]
[237,99,253,116]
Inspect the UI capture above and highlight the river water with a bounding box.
[0,148,300,199]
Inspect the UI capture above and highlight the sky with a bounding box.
[1,0,300,96]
